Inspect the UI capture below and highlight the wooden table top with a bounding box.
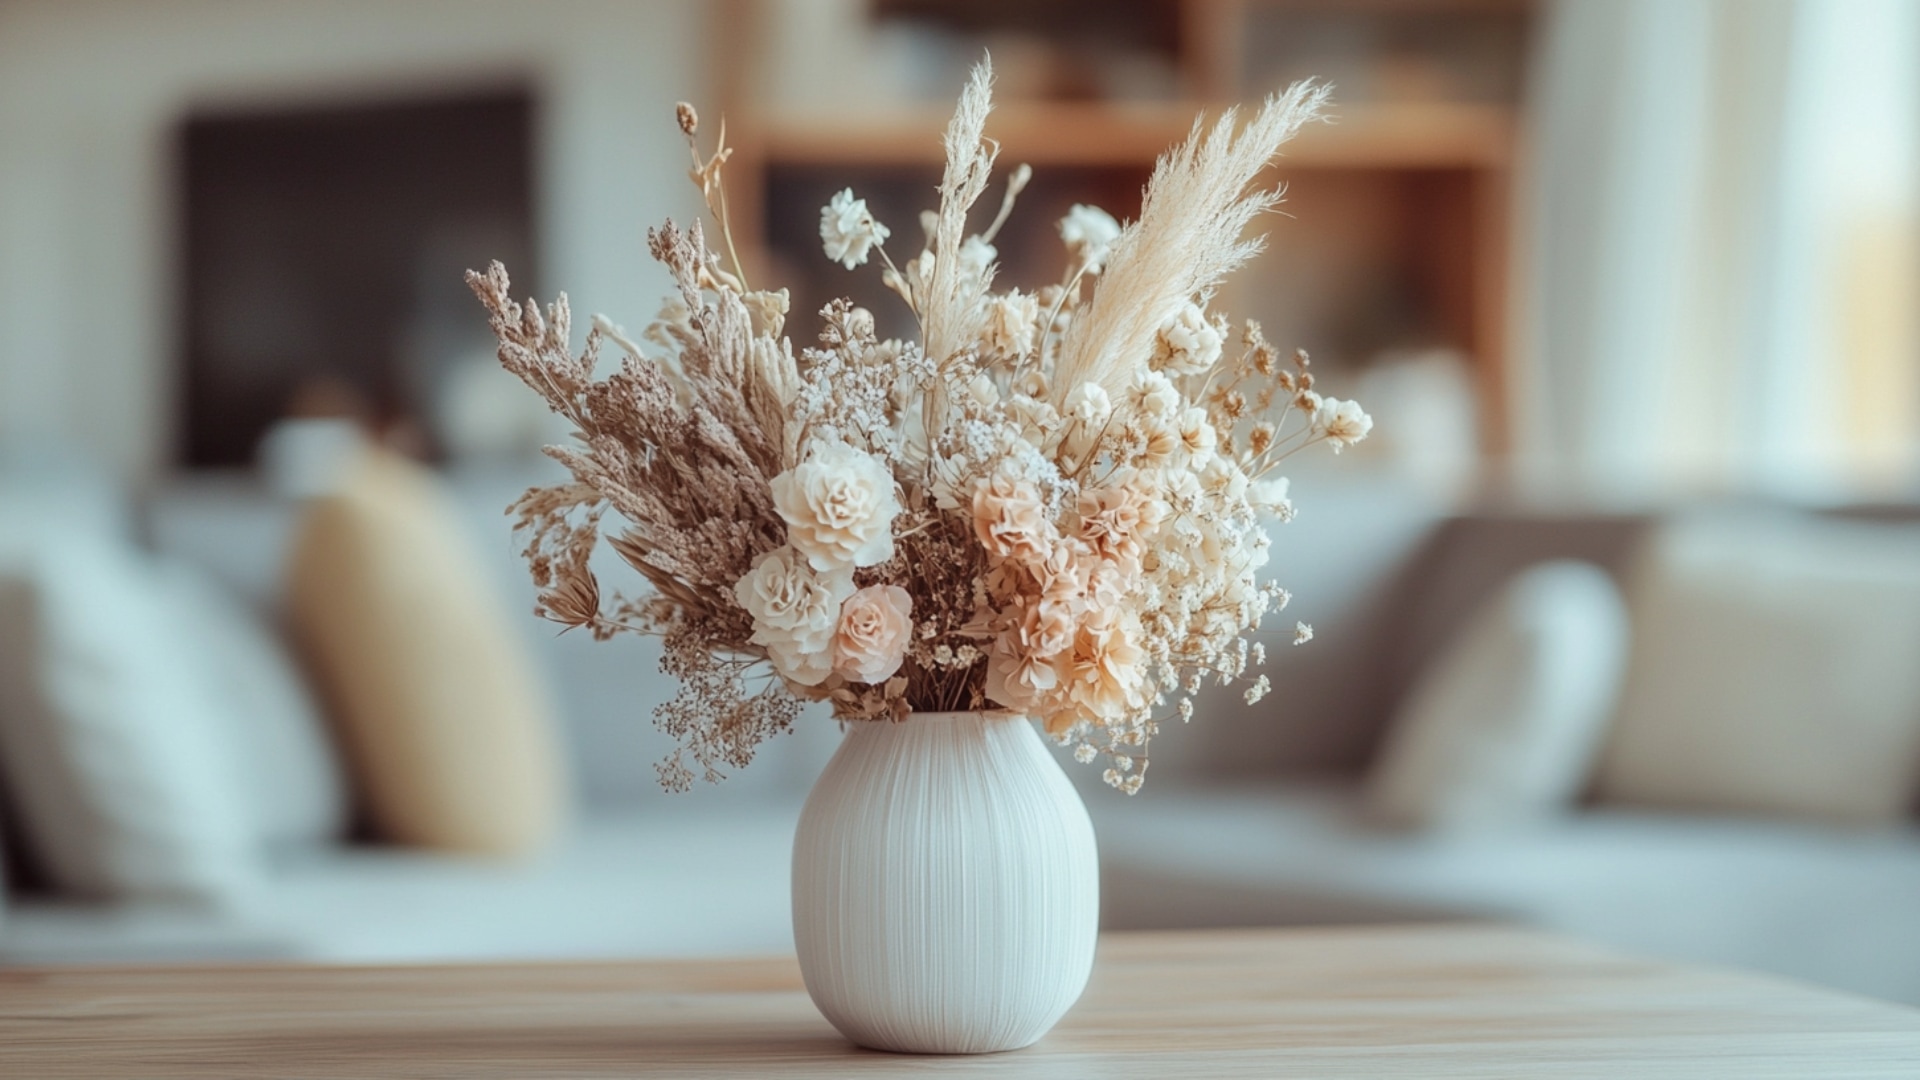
[3,925,1918,1078]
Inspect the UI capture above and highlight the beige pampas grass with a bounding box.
[921,57,999,366]
[1052,81,1332,405]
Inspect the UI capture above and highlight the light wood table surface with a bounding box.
[4,925,1918,1078]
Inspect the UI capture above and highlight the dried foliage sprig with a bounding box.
[469,58,1369,793]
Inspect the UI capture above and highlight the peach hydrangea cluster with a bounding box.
[474,59,1368,792]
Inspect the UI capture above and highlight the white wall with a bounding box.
[0,0,710,484]
[1514,0,1920,502]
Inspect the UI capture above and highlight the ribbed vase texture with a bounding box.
[791,712,1100,1054]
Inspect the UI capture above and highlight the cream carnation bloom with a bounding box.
[820,188,891,270]
[972,470,1057,565]
[1313,397,1374,451]
[772,440,902,572]
[832,584,913,684]
[1036,537,1094,604]
[984,597,1077,714]
[1078,475,1164,567]
[733,546,854,686]
[983,290,1040,358]
[1063,382,1112,426]
[1150,303,1224,376]
[1059,203,1122,273]
[1126,370,1181,418]
[1060,608,1146,732]
[986,629,1057,713]
[1024,597,1078,659]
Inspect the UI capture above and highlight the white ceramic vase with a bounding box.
[791,711,1099,1054]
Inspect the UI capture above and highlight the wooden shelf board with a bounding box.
[755,101,1515,171]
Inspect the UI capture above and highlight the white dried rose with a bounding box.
[1059,203,1121,273]
[1063,382,1113,426]
[1312,398,1373,452]
[733,546,853,687]
[819,188,891,270]
[1150,303,1224,376]
[771,440,902,572]
[832,584,914,684]
[983,290,1039,359]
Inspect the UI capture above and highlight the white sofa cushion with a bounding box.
[1366,560,1629,831]
[0,532,261,905]
[160,562,347,847]
[1595,512,1920,826]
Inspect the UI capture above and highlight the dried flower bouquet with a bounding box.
[468,60,1370,794]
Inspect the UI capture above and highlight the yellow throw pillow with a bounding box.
[286,449,567,855]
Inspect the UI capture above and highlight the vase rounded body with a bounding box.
[791,711,1099,1054]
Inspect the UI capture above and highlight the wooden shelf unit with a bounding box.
[755,101,1515,170]
[718,0,1527,454]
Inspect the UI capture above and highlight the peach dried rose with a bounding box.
[831,584,913,684]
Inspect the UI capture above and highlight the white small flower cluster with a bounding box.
[819,188,890,270]
[1312,397,1373,452]
[1059,204,1122,274]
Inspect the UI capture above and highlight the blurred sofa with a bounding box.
[3,467,1919,1009]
